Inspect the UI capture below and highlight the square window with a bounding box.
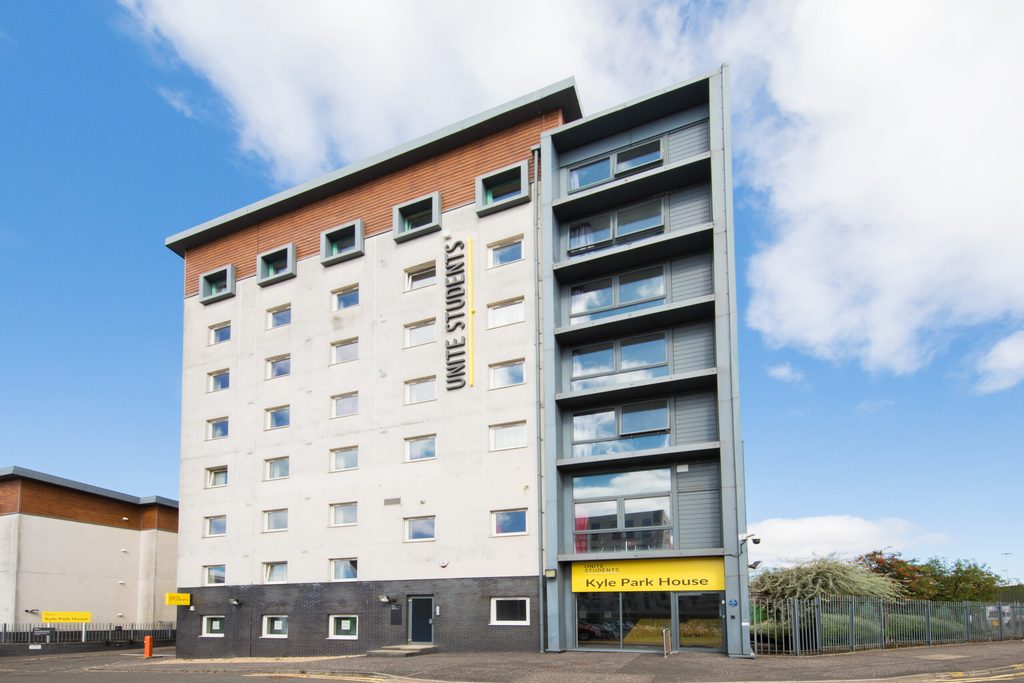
[204,515,226,537]
[492,509,528,536]
[199,265,236,305]
[264,509,288,532]
[393,192,441,242]
[266,355,291,379]
[263,562,287,583]
[487,298,525,328]
[333,285,359,310]
[265,457,289,480]
[405,377,436,404]
[404,319,436,347]
[615,140,662,175]
[489,360,525,388]
[320,220,364,266]
[331,392,358,418]
[257,244,296,286]
[569,157,612,192]
[204,564,225,585]
[330,502,358,526]
[329,614,358,639]
[330,558,358,582]
[201,615,225,637]
[262,614,288,637]
[207,417,229,440]
[207,369,230,392]
[206,466,227,488]
[209,322,231,345]
[490,422,527,451]
[330,446,358,471]
[331,338,358,364]
[265,405,290,430]
[405,262,437,291]
[268,305,291,329]
[405,516,435,542]
[476,161,530,216]
[490,598,529,625]
[488,238,523,268]
[405,435,436,462]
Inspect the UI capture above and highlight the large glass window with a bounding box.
[571,400,670,458]
[568,198,664,255]
[577,592,671,650]
[571,333,668,390]
[569,158,612,192]
[572,468,672,553]
[569,267,665,325]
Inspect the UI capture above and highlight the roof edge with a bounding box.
[0,466,179,508]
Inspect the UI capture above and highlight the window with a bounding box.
[257,244,296,286]
[572,468,672,553]
[330,558,358,581]
[330,446,358,471]
[267,305,291,329]
[393,192,441,242]
[571,400,670,458]
[262,615,288,638]
[207,369,230,392]
[203,564,225,585]
[488,237,523,268]
[405,262,437,290]
[333,285,359,310]
[320,220,364,266]
[405,435,436,462]
[490,598,530,626]
[204,515,226,537]
[330,502,357,526]
[616,140,662,175]
[201,615,225,637]
[569,266,666,325]
[487,298,525,328]
[568,140,663,194]
[331,392,358,418]
[265,457,289,480]
[263,562,287,583]
[331,338,358,364]
[266,355,291,379]
[571,333,669,390]
[476,161,529,216]
[569,157,612,192]
[489,359,525,388]
[263,509,288,532]
[329,615,359,639]
[490,422,527,451]
[405,377,436,404]
[405,516,435,542]
[404,319,436,347]
[492,509,527,536]
[207,417,229,440]
[206,466,227,488]
[209,322,231,345]
[265,405,290,430]
[568,198,664,255]
[199,265,236,305]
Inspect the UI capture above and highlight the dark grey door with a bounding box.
[408,596,433,643]
[677,592,725,651]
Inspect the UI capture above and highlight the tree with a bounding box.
[751,556,905,601]
[923,558,1001,602]
[857,549,938,599]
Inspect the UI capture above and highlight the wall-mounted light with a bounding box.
[748,560,763,570]
[228,598,242,607]
[24,609,39,614]
[377,595,394,604]
[543,569,557,579]
[122,517,130,522]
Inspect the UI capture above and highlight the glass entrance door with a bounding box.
[677,592,724,650]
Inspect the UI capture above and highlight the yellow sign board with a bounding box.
[41,612,91,623]
[571,557,725,593]
[165,593,191,606]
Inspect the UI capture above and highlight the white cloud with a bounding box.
[766,362,804,384]
[157,87,194,118]
[855,398,895,416]
[748,515,950,568]
[975,330,1024,393]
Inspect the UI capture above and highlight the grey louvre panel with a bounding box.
[667,119,710,162]
[674,391,718,444]
[669,183,712,230]
[672,321,715,373]
[677,460,722,549]
[670,252,713,301]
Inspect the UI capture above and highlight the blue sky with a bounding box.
[1,1,1021,579]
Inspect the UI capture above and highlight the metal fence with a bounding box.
[750,596,1024,655]
[0,622,175,645]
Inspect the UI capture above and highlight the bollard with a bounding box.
[143,635,153,658]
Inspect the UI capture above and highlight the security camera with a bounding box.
[752,537,761,545]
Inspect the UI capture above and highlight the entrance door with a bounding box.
[408,596,434,643]
[677,592,725,650]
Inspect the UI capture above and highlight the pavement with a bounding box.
[0,641,1021,682]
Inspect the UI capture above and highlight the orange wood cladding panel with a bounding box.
[183,111,563,296]
[141,503,179,532]
[16,479,177,531]
[0,479,21,515]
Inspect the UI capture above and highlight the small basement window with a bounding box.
[320,220,364,266]
[257,244,296,286]
[199,265,236,305]
[476,161,530,216]
[393,192,441,242]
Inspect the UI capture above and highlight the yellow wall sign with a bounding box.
[165,593,191,606]
[571,557,725,593]
[41,612,91,623]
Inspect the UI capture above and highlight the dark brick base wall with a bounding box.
[175,575,540,657]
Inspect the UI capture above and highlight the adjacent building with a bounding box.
[165,67,750,657]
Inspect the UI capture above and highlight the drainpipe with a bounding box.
[531,143,546,653]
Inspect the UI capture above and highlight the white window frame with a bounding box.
[261,614,288,638]
[208,321,231,345]
[329,502,358,527]
[404,516,436,542]
[405,434,437,463]
[263,509,288,533]
[267,304,291,329]
[265,405,290,430]
[404,376,437,405]
[201,615,226,637]
[264,456,289,481]
[331,392,359,418]
[207,368,230,393]
[331,338,358,364]
[490,597,530,626]
[330,446,358,472]
[205,466,227,488]
[328,614,359,640]
[491,509,529,537]
[489,359,525,389]
[203,564,226,586]
[487,298,525,328]
[332,284,360,311]
[330,558,358,582]
[263,562,287,584]
[404,319,436,348]
[256,243,296,287]
[203,515,227,537]
[487,236,524,268]
[207,417,229,441]
[489,421,527,451]
[265,354,291,380]
[405,262,437,291]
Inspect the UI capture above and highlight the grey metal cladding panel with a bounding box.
[667,119,710,162]
[670,252,713,301]
[673,391,718,444]
[672,321,715,373]
[676,459,721,492]
[677,460,723,549]
[669,183,712,230]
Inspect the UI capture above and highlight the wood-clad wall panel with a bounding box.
[18,479,177,531]
[0,479,21,515]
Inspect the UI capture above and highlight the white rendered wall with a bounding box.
[0,514,18,624]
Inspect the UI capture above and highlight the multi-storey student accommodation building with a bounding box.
[166,67,750,658]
